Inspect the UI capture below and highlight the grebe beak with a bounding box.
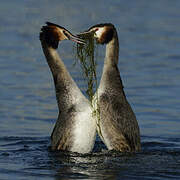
[66,33,86,44]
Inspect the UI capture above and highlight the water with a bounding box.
[0,0,180,179]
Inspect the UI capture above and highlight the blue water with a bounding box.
[0,0,180,179]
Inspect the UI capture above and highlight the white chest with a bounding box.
[71,105,96,153]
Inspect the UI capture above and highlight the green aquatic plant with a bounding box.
[75,32,98,103]
[75,32,104,141]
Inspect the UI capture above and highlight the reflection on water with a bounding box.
[0,136,180,179]
[0,0,180,179]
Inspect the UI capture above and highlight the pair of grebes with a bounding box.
[40,22,141,154]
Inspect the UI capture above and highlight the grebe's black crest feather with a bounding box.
[46,22,73,35]
[88,23,115,31]
[40,25,59,49]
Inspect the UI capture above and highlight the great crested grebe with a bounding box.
[79,23,141,152]
[40,22,96,153]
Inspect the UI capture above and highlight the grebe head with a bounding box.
[40,22,85,49]
[78,23,115,44]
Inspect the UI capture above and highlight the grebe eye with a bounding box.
[63,30,68,36]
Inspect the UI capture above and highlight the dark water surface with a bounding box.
[1,0,180,179]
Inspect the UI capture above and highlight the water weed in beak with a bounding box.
[75,31,98,103]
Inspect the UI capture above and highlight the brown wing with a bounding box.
[51,107,76,151]
[99,92,141,152]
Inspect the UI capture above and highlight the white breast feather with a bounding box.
[71,104,96,153]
